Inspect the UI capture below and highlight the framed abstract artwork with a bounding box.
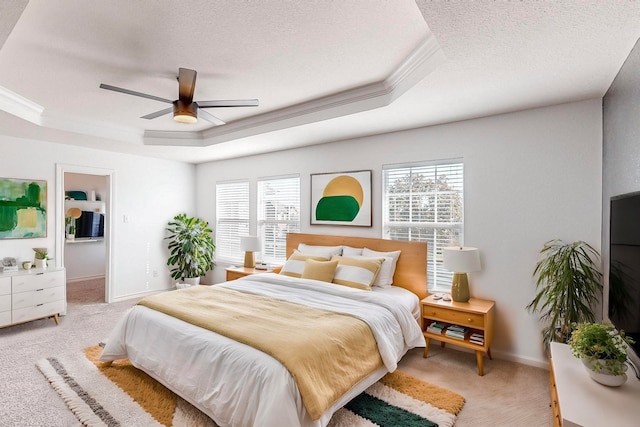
[0,178,47,239]
[311,170,372,226]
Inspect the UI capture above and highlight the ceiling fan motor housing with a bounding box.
[173,99,198,123]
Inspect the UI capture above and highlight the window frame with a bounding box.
[215,179,250,264]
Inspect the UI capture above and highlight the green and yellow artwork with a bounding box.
[311,170,371,226]
[0,178,47,239]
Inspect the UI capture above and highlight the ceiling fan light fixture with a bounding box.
[173,100,198,124]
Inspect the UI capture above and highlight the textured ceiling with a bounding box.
[0,1,639,164]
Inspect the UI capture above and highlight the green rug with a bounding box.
[36,345,465,427]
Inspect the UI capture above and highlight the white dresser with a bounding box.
[0,268,66,328]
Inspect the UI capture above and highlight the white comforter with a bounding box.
[100,273,424,427]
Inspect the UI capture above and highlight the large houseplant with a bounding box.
[165,214,215,284]
[526,240,602,349]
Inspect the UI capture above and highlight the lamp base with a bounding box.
[451,272,470,302]
[244,251,255,268]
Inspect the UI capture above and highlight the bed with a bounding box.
[100,233,427,427]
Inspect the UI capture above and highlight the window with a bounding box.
[258,175,300,264]
[215,180,249,263]
[382,159,464,290]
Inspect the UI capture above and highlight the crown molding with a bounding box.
[0,86,44,125]
[143,33,445,147]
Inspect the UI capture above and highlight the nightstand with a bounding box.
[225,266,280,281]
[421,294,495,376]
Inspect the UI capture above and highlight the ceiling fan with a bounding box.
[99,68,259,125]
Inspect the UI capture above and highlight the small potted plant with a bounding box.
[165,213,215,286]
[33,247,49,269]
[569,322,635,386]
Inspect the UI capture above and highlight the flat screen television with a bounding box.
[76,211,104,238]
[609,191,640,366]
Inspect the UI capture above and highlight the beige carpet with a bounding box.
[0,278,553,426]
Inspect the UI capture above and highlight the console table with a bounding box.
[550,342,640,426]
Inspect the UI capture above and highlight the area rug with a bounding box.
[36,345,464,427]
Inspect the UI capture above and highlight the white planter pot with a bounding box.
[183,277,200,286]
[35,259,47,269]
[581,357,628,387]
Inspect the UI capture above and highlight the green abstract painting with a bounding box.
[311,170,371,226]
[0,178,47,239]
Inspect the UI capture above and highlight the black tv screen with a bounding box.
[609,191,640,358]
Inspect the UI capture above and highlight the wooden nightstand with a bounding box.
[225,266,280,281]
[421,294,495,376]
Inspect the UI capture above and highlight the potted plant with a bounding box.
[33,247,49,269]
[569,322,634,386]
[165,213,215,285]
[526,240,602,349]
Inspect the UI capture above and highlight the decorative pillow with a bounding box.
[297,243,343,257]
[280,252,330,278]
[362,248,401,286]
[301,259,339,282]
[331,256,384,291]
[342,246,364,256]
[349,255,394,288]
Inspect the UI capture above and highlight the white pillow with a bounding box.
[361,248,401,287]
[342,246,364,256]
[279,252,330,278]
[297,243,343,257]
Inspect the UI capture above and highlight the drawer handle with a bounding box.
[36,303,44,307]
[468,318,473,322]
[36,288,44,292]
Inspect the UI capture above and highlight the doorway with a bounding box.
[55,164,114,303]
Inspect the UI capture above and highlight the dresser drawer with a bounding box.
[0,277,10,295]
[0,310,11,327]
[12,300,64,324]
[12,286,64,310]
[423,305,485,328]
[0,294,10,313]
[12,270,65,293]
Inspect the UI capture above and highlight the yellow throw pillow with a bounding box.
[279,252,329,278]
[301,259,339,282]
[331,256,384,291]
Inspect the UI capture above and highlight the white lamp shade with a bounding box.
[442,246,481,273]
[240,236,261,252]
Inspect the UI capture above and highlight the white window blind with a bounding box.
[216,180,249,263]
[258,175,300,264]
[383,160,464,290]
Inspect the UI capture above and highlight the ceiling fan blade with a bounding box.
[141,107,173,120]
[99,83,172,104]
[197,99,259,108]
[178,68,197,102]
[198,109,226,126]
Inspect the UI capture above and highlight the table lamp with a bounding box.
[240,236,261,268]
[442,246,481,302]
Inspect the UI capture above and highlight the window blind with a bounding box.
[382,159,464,290]
[216,180,249,263]
[258,175,300,263]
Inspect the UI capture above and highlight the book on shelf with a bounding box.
[444,324,468,340]
[426,322,446,334]
[469,332,484,344]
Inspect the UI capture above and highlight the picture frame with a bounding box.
[310,170,372,227]
[0,177,47,239]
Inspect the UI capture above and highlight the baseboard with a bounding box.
[66,274,105,283]
[429,341,549,370]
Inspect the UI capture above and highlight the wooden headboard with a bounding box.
[286,233,427,300]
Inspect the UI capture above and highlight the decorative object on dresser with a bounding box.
[165,213,215,286]
[421,294,495,375]
[240,235,261,268]
[442,246,481,302]
[0,177,47,239]
[568,322,635,386]
[550,342,640,427]
[33,247,49,269]
[310,170,372,226]
[526,239,602,349]
[0,268,66,328]
[65,207,81,240]
[2,257,18,273]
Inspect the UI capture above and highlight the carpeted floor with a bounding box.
[0,279,553,426]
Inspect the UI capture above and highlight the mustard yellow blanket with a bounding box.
[138,285,383,420]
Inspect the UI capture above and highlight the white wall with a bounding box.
[0,136,196,300]
[197,99,603,366]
